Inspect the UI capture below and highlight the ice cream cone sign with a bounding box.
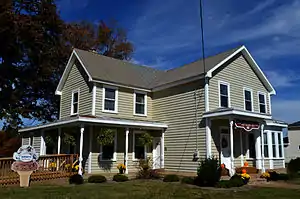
[11,145,39,187]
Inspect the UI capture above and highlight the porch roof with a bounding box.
[202,107,272,120]
[18,115,168,132]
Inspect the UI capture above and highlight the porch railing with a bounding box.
[0,154,78,185]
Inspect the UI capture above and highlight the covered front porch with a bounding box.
[19,115,167,175]
[204,108,287,176]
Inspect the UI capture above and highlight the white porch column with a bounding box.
[205,118,211,158]
[261,124,265,172]
[281,131,285,168]
[125,128,129,174]
[78,125,84,175]
[267,131,273,169]
[240,130,244,166]
[40,130,45,156]
[161,129,165,168]
[255,130,262,170]
[88,126,93,174]
[230,120,234,175]
[57,128,61,154]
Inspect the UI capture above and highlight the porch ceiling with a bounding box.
[18,115,168,132]
[203,107,272,120]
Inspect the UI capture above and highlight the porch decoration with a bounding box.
[235,120,260,132]
[11,145,39,187]
[137,132,153,147]
[117,163,126,174]
[244,161,249,167]
[45,135,57,147]
[63,133,76,146]
[96,128,115,146]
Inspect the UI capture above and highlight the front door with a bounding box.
[220,129,231,171]
[152,137,161,169]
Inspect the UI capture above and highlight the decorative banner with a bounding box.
[235,120,260,132]
[11,145,39,187]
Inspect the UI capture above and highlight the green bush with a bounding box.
[88,175,107,183]
[195,157,221,187]
[287,158,300,179]
[216,178,244,188]
[181,176,195,185]
[230,174,247,186]
[268,171,289,181]
[69,174,84,185]
[163,174,180,182]
[113,174,129,182]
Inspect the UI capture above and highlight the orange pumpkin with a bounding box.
[244,161,249,167]
[242,169,247,174]
[221,164,225,168]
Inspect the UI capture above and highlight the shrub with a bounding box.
[181,176,195,185]
[216,178,244,188]
[113,174,129,182]
[231,174,249,185]
[163,174,179,182]
[267,171,289,181]
[195,157,221,187]
[88,175,107,183]
[287,158,300,179]
[69,174,84,185]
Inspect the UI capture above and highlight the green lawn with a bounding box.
[1,180,300,199]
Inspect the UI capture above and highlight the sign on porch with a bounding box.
[235,120,260,132]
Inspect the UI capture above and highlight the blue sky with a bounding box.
[56,0,299,123]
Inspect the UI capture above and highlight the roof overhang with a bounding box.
[205,45,276,95]
[18,116,168,132]
[265,119,288,128]
[203,108,272,120]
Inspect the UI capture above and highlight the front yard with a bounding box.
[1,180,300,199]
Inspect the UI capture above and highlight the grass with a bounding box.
[1,180,300,199]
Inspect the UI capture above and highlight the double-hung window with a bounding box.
[263,132,269,158]
[271,132,277,158]
[219,82,229,108]
[102,86,118,113]
[71,90,79,115]
[134,92,147,116]
[270,131,284,158]
[133,132,147,160]
[100,129,117,161]
[244,89,253,111]
[258,93,266,113]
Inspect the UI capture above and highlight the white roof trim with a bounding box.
[265,121,288,128]
[55,50,93,95]
[18,117,168,132]
[203,109,272,119]
[206,45,276,95]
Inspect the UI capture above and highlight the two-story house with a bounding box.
[19,45,287,176]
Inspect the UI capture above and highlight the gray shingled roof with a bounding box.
[74,46,240,89]
[289,121,300,126]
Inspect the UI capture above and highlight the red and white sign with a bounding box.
[235,121,260,132]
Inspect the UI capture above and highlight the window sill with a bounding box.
[70,113,79,116]
[133,113,147,117]
[102,110,118,114]
[99,159,117,162]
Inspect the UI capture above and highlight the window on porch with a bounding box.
[100,131,117,161]
[271,131,283,158]
[133,133,146,160]
[263,132,269,157]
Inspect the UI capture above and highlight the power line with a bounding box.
[199,0,206,73]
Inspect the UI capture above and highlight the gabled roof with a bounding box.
[55,45,276,94]
[289,121,300,127]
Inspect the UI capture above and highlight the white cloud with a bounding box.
[265,70,300,88]
[272,99,300,123]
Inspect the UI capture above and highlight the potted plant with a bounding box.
[117,163,126,174]
[138,133,153,147]
[96,128,115,146]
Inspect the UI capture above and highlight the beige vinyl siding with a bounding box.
[264,160,270,169]
[60,64,93,119]
[95,84,152,121]
[273,159,284,169]
[209,54,270,114]
[152,80,205,173]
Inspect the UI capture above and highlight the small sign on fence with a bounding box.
[11,145,39,187]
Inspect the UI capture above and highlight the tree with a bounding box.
[0,0,133,130]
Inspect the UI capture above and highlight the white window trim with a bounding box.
[70,89,80,115]
[218,81,231,108]
[133,90,147,117]
[257,91,267,114]
[99,130,118,161]
[132,131,147,161]
[243,87,253,112]
[102,85,118,113]
[269,131,284,159]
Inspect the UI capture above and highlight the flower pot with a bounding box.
[119,169,124,174]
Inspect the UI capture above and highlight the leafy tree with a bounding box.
[0,0,133,130]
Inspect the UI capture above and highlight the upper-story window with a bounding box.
[102,86,118,113]
[258,93,266,113]
[71,89,79,115]
[219,82,230,108]
[134,91,147,116]
[244,88,253,111]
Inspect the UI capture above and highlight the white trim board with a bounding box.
[203,109,272,119]
[206,45,276,95]
[19,117,168,132]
